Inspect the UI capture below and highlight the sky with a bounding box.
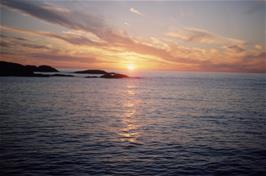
[0,0,265,73]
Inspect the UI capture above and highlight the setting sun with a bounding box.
[127,64,135,71]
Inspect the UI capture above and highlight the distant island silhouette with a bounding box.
[25,65,59,73]
[74,69,108,74]
[0,61,129,79]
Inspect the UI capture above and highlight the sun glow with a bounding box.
[127,63,135,71]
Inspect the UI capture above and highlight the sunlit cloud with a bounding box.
[0,0,265,73]
[130,7,143,16]
[166,27,246,46]
[255,44,263,50]
[2,22,265,73]
[224,45,246,53]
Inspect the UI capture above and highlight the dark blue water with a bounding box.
[0,72,266,175]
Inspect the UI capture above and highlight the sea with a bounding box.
[0,72,265,176]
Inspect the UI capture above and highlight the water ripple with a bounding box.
[1,74,265,175]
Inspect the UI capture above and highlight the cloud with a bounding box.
[166,27,245,46]
[243,52,266,62]
[0,24,190,66]
[1,0,136,46]
[2,23,265,73]
[255,44,263,50]
[245,0,266,14]
[0,31,54,57]
[224,45,246,53]
[0,25,106,47]
[1,0,265,73]
[29,53,97,63]
[124,22,130,26]
[49,30,107,46]
[0,0,112,40]
[0,41,10,47]
[0,1,183,66]
[130,8,143,16]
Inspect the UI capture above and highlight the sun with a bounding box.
[127,63,135,71]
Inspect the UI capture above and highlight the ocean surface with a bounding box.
[0,72,266,176]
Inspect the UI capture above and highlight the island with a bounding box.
[75,69,129,79]
[0,61,38,76]
[0,61,130,79]
[74,69,108,74]
[100,73,128,79]
[0,61,70,77]
[25,65,59,72]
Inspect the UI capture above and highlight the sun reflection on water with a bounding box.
[118,82,142,144]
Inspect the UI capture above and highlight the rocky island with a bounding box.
[0,61,130,79]
[0,61,29,76]
[74,69,129,79]
[74,70,108,74]
[100,73,128,79]
[25,65,59,72]
[0,61,69,77]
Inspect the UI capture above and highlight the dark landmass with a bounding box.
[75,68,130,79]
[0,61,35,76]
[50,74,74,77]
[25,65,59,72]
[32,74,50,77]
[0,61,130,79]
[74,69,108,74]
[100,73,129,79]
[86,73,129,79]
[38,65,59,72]
[86,76,99,78]
[0,61,59,77]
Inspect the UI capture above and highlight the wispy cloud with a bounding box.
[166,27,245,46]
[0,0,143,50]
[130,8,143,16]
[224,45,246,53]
[0,0,110,40]
[1,0,265,73]
[2,22,265,72]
